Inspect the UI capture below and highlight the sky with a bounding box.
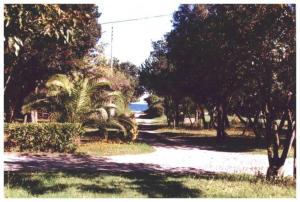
[97,0,181,66]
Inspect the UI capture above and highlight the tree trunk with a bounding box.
[23,114,28,123]
[252,115,262,143]
[174,104,180,127]
[293,138,296,179]
[224,114,230,128]
[31,110,38,123]
[208,109,214,129]
[237,113,262,144]
[187,113,194,127]
[7,105,15,122]
[195,109,199,127]
[167,118,171,127]
[216,102,227,140]
[266,105,295,179]
[200,107,207,129]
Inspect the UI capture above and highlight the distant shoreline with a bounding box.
[129,103,148,112]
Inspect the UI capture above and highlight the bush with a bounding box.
[145,103,165,118]
[117,116,139,141]
[97,116,139,142]
[4,123,84,152]
[144,95,162,106]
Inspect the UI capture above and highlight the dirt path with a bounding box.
[110,117,294,176]
[4,115,294,176]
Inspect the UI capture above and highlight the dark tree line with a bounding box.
[139,4,295,178]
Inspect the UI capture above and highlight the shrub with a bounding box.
[4,123,84,152]
[145,103,165,118]
[97,116,139,142]
[117,116,139,141]
[144,95,162,106]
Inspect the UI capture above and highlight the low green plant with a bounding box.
[145,103,165,118]
[144,94,162,106]
[97,115,139,141]
[4,123,84,152]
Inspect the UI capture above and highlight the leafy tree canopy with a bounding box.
[4,4,102,121]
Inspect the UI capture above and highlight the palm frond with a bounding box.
[117,116,137,130]
[21,98,50,114]
[108,119,128,137]
[88,79,111,93]
[73,78,91,114]
[82,107,109,127]
[46,74,73,96]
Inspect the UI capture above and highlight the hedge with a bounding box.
[4,123,84,152]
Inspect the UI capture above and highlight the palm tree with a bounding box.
[22,73,112,122]
[22,73,138,140]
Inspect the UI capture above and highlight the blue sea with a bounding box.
[129,103,148,112]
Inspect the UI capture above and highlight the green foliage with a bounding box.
[140,4,295,177]
[117,115,139,141]
[143,95,165,118]
[97,115,139,141]
[144,95,162,106]
[5,122,84,152]
[4,4,101,122]
[22,72,139,143]
[22,73,112,123]
[140,4,295,129]
[76,47,142,104]
[145,103,165,118]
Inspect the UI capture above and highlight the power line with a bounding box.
[101,13,172,25]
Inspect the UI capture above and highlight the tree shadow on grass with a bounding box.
[4,168,204,198]
[4,172,68,195]
[7,166,265,198]
[4,153,207,198]
[138,124,266,153]
[78,184,122,194]
[6,166,282,198]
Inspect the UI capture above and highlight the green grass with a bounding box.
[153,126,294,156]
[76,141,155,156]
[138,115,294,157]
[78,127,155,156]
[4,171,295,198]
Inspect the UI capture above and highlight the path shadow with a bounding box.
[138,124,266,153]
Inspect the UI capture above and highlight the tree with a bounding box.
[139,40,182,126]
[74,44,142,104]
[22,73,112,123]
[22,72,139,141]
[140,4,295,177]
[4,4,101,122]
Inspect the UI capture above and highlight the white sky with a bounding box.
[97,0,180,66]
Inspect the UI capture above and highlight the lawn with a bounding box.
[4,171,295,198]
[151,126,294,157]
[78,127,155,156]
[76,141,155,156]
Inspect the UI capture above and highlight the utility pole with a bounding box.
[110,26,113,70]
[109,26,113,106]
